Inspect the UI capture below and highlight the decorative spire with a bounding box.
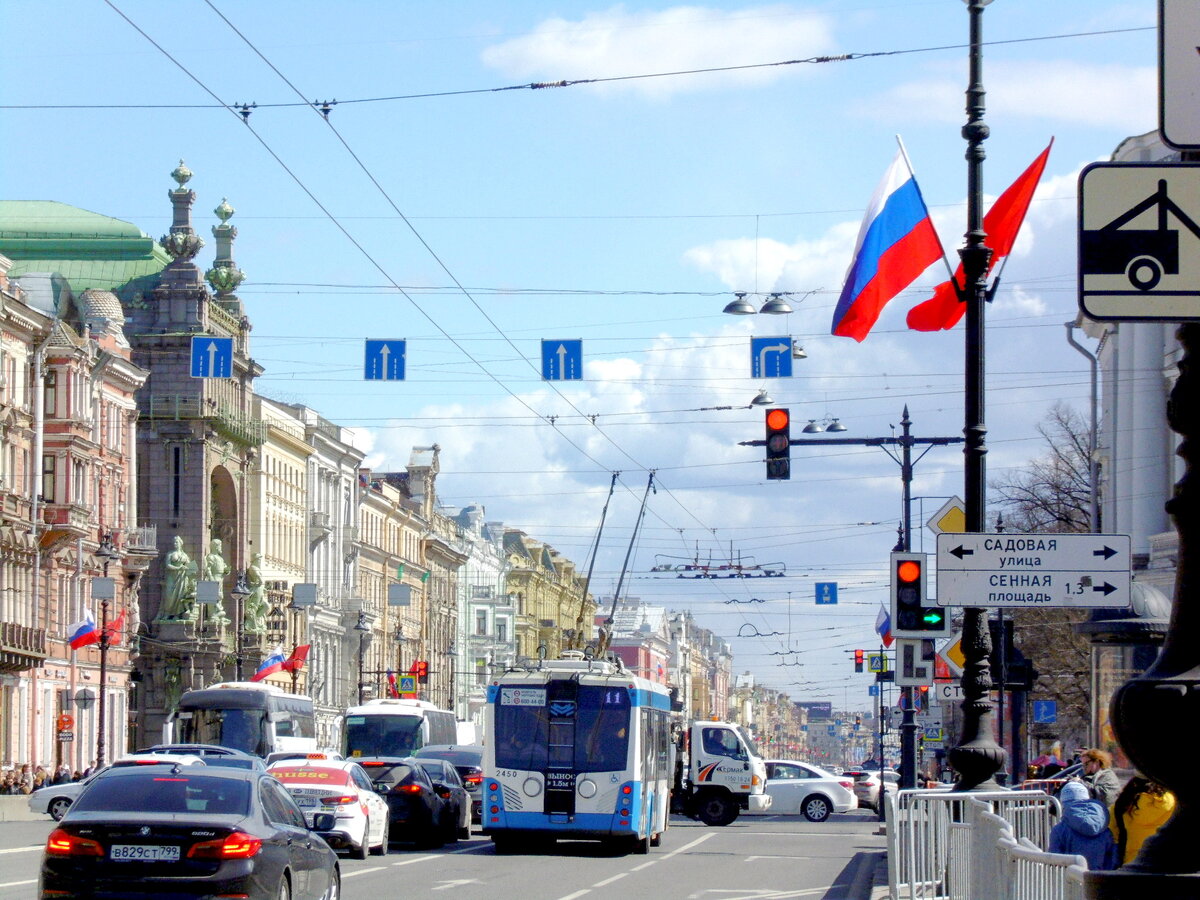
[205,197,246,298]
[160,159,204,263]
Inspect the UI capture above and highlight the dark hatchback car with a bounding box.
[413,745,484,823]
[39,763,340,900]
[413,758,472,841]
[356,757,445,849]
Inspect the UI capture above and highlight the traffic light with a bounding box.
[854,649,864,673]
[415,660,429,683]
[890,552,949,638]
[765,408,791,480]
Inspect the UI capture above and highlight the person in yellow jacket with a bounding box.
[1110,775,1176,866]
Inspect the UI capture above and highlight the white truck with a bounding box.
[671,719,772,825]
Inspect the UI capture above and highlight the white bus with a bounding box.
[482,656,673,854]
[342,698,458,759]
[165,682,317,759]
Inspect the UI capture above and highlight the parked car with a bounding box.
[757,760,857,822]
[268,758,389,859]
[413,757,472,841]
[413,744,484,823]
[39,763,340,900]
[356,757,446,849]
[136,743,268,771]
[29,754,206,821]
[850,769,901,811]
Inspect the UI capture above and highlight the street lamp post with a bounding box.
[355,611,370,705]
[948,0,1007,792]
[230,572,250,681]
[93,533,120,768]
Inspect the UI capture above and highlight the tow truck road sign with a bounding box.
[936,532,1131,609]
[1079,163,1200,321]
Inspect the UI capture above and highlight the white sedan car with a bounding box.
[758,759,858,822]
[269,758,390,859]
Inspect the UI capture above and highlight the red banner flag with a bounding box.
[281,644,311,672]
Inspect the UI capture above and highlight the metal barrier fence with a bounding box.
[886,788,1090,900]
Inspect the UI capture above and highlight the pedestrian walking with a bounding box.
[1110,776,1176,866]
[1049,781,1118,870]
[1080,749,1121,807]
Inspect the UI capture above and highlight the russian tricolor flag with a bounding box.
[250,645,287,683]
[875,606,894,649]
[832,149,943,341]
[68,611,99,650]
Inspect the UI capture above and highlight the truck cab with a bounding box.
[672,720,772,825]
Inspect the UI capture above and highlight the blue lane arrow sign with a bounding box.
[750,336,793,378]
[190,336,234,378]
[542,339,583,381]
[815,582,838,605]
[364,339,406,381]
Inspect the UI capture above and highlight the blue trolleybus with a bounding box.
[482,655,673,854]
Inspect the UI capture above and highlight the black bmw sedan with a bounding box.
[39,763,340,900]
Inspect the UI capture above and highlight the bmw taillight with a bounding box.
[187,831,262,859]
[464,774,483,786]
[45,828,103,857]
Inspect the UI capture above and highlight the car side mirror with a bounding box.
[310,812,336,832]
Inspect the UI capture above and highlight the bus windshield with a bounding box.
[494,684,630,773]
[180,708,267,757]
[344,714,422,758]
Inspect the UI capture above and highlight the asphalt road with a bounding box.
[1,810,887,899]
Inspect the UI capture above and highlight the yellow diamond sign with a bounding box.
[927,496,966,536]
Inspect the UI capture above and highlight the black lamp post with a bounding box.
[93,532,121,768]
[355,611,370,704]
[230,572,250,681]
[947,0,1007,792]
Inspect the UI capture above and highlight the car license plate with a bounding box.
[110,844,181,862]
[296,797,318,808]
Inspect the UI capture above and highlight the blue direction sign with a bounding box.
[827,725,836,735]
[542,339,583,381]
[364,340,406,381]
[1033,700,1058,724]
[190,336,233,378]
[815,582,838,605]
[750,336,792,378]
[868,683,880,697]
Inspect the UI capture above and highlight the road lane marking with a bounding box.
[554,832,717,900]
[594,873,628,887]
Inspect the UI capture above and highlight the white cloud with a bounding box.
[480,4,836,98]
[859,60,1156,131]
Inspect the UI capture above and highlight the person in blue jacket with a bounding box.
[1049,781,1118,870]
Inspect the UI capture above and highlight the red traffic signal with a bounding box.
[765,408,791,480]
[414,660,429,683]
[854,649,864,673]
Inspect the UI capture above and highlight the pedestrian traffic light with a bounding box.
[415,660,429,683]
[890,552,949,638]
[854,649,864,673]
[765,408,791,480]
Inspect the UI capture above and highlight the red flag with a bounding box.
[907,139,1053,332]
[280,644,311,672]
[386,669,400,698]
[102,609,126,643]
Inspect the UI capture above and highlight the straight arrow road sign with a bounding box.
[190,336,233,378]
[935,532,1132,608]
[364,339,406,380]
[542,339,583,380]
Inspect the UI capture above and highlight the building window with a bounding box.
[41,455,56,504]
[172,446,182,517]
[475,610,487,636]
[43,369,57,417]
[496,619,508,643]
[475,658,488,686]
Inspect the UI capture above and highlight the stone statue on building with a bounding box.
[204,539,231,626]
[159,535,197,621]
[243,553,268,634]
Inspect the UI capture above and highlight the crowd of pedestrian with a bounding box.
[0,762,93,794]
[1044,747,1175,872]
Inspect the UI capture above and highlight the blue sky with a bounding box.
[1,1,1158,707]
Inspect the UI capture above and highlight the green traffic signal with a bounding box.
[922,610,944,625]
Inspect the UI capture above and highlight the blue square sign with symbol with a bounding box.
[364,340,406,381]
[190,336,233,378]
[542,340,583,380]
[750,336,793,378]
[815,582,838,605]
[1032,700,1057,724]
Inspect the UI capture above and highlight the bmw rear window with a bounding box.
[71,774,250,815]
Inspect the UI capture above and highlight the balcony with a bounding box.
[0,621,47,673]
[142,394,266,447]
[126,523,158,553]
[40,503,90,549]
[308,510,332,542]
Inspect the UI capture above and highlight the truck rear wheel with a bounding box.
[697,793,739,826]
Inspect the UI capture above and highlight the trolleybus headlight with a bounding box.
[522,777,542,797]
[577,779,597,799]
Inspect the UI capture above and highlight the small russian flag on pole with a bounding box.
[875,606,894,649]
[250,645,287,682]
[68,610,99,650]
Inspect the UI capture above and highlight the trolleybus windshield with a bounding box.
[494,684,630,772]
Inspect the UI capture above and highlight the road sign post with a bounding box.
[936,532,1132,608]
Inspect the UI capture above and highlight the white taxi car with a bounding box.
[268,758,390,858]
